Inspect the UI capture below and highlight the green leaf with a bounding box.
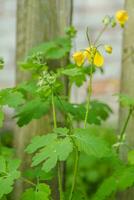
[21,183,51,200]
[61,66,86,86]
[0,157,20,198]
[0,108,4,127]
[0,156,6,174]
[0,146,14,158]
[53,127,69,136]
[24,167,54,181]
[55,98,112,125]
[61,64,96,86]
[116,93,134,108]
[15,98,50,126]
[17,81,38,95]
[92,166,134,200]
[92,177,117,200]
[117,166,134,190]
[65,26,77,38]
[0,57,4,70]
[29,36,71,60]
[62,68,83,77]
[21,188,34,200]
[128,150,134,165]
[20,52,47,71]
[73,128,110,158]
[26,133,73,172]
[0,89,25,108]
[25,134,57,154]
[88,101,112,124]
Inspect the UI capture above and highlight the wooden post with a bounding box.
[118,0,134,199]
[14,0,73,199]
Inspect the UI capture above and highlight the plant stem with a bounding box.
[117,107,134,153]
[51,91,63,200]
[69,61,94,199]
[69,148,79,200]
[22,177,36,186]
[119,107,133,143]
[84,65,93,128]
[94,24,108,45]
[52,91,57,129]
[58,162,64,200]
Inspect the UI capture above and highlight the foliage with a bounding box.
[0,10,133,200]
[26,130,73,172]
[92,166,134,200]
[0,57,4,70]
[72,128,110,158]
[15,97,51,127]
[55,98,112,125]
[0,108,4,127]
[21,183,51,200]
[116,93,134,108]
[0,156,20,199]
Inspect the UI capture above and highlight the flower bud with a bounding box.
[104,45,112,54]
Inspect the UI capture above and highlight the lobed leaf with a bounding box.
[25,134,57,154]
[128,150,134,165]
[116,93,134,108]
[29,36,71,60]
[21,183,51,200]
[0,108,4,127]
[92,176,117,200]
[55,98,112,125]
[15,97,51,126]
[92,166,134,200]
[73,128,110,158]
[0,157,20,198]
[0,89,25,108]
[26,133,73,172]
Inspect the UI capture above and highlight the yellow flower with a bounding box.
[84,47,104,67]
[72,51,85,66]
[116,10,128,26]
[94,51,104,67]
[104,45,112,54]
[83,47,91,60]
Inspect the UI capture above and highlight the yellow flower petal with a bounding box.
[84,46,96,61]
[116,10,128,25]
[84,47,91,60]
[72,51,85,67]
[104,45,112,54]
[94,51,104,67]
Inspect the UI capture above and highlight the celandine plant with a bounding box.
[0,9,134,200]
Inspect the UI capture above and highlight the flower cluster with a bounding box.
[72,10,128,68]
[73,47,104,68]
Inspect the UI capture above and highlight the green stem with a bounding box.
[119,107,133,143]
[84,25,108,126]
[22,177,36,186]
[52,91,57,129]
[117,107,134,153]
[69,148,79,200]
[94,24,108,45]
[51,91,63,200]
[84,65,93,128]
[69,61,94,199]
[58,162,64,200]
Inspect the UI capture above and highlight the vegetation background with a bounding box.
[0,0,134,200]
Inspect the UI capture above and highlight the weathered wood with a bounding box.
[14,0,73,199]
[118,0,134,199]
